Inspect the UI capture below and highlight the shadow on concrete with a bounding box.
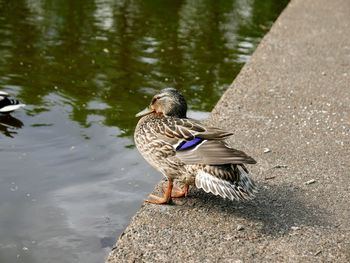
[183,182,331,237]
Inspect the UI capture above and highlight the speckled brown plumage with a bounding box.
[134,88,257,204]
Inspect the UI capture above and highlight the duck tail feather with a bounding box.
[195,166,257,201]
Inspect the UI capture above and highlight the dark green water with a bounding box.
[0,0,288,262]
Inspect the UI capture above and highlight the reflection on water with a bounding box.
[0,114,24,137]
[0,0,288,262]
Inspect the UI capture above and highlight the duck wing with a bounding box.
[157,117,233,141]
[176,139,256,165]
[156,117,256,165]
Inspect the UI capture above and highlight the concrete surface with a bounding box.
[107,0,350,262]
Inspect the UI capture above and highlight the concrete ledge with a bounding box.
[107,0,350,262]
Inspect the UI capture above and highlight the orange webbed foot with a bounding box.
[145,179,173,205]
[145,194,171,204]
[162,183,189,198]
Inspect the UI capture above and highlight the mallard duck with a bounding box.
[134,88,257,204]
[0,91,25,113]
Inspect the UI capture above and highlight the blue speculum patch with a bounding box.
[176,137,203,151]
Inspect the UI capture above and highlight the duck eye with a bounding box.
[151,96,163,105]
[151,97,157,105]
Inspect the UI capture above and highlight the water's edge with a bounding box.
[105,0,291,260]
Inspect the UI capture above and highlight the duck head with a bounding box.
[136,88,187,118]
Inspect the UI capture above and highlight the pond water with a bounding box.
[0,1,288,262]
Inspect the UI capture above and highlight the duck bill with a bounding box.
[135,107,154,117]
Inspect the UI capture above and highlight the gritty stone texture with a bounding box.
[107,0,350,262]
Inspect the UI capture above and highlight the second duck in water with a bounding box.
[134,88,257,204]
[0,91,25,113]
